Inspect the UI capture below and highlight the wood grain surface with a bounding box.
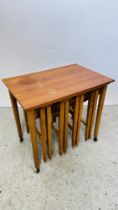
[2,64,114,110]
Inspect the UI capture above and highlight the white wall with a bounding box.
[0,0,118,106]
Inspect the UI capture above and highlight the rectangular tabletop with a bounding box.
[2,64,114,110]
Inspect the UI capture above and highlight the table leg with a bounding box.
[94,86,107,141]
[47,106,52,159]
[75,95,84,146]
[72,96,79,147]
[40,108,47,161]
[27,110,40,173]
[85,91,95,140]
[88,90,99,139]
[9,92,23,142]
[59,102,64,155]
[63,100,69,153]
[23,111,29,133]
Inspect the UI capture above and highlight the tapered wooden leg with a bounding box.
[94,86,107,141]
[24,111,29,133]
[27,110,40,172]
[88,90,99,139]
[9,92,23,142]
[63,100,69,153]
[40,108,47,161]
[75,95,84,146]
[85,91,95,140]
[59,102,64,155]
[72,96,79,147]
[47,106,52,159]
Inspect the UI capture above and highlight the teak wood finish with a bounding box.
[59,102,65,155]
[2,64,114,172]
[9,92,23,142]
[26,110,40,172]
[3,64,114,110]
[72,96,80,147]
[75,95,84,146]
[85,91,96,140]
[63,100,69,153]
[40,108,47,162]
[46,106,52,159]
[88,90,99,139]
[23,110,29,133]
[94,86,107,141]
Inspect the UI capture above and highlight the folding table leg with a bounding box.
[27,110,40,173]
[59,102,64,155]
[9,92,23,142]
[40,108,47,161]
[85,91,95,140]
[88,90,99,139]
[72,96,79,147]
[94,86,107,141]
[47,106,52,159]
[63,100,69,153]
[75,95,84,146]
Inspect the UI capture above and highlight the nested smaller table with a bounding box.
[2,64,114,172]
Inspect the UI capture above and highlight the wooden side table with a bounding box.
[2,64,114,172]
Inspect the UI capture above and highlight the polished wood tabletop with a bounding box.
[2,64,114,110]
